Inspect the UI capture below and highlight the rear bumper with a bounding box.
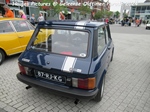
[17,73,98,100]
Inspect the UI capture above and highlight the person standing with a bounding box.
[134,18,137,26]
[139,19,142,25]
[18,10,26,19]
[105,18,109,24]
[3,4,14,18]
[38,13,45,22]
[136,19,140,27]
[59,12,65,20]
[129,18,132,26]
[30,14,35,26]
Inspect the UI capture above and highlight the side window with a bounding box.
[12,20,30,32]
[97,27,106,54]
[0,22,14,33]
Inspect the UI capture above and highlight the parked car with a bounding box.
[0,18,52,65]
[0,18,35,65]
[17,20,114,102]
[146,21,150,29]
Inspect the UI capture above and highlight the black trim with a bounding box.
[17,73,98,100]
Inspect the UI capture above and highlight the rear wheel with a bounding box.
[0,49,5,65]
[94,76,105,102]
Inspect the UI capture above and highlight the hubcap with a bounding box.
[0,53,2,62]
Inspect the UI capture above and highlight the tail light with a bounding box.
[72,77,96,90]
[18,63,28,75]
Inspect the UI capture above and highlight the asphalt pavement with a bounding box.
[110,23,149,35]
[0,24,150,112]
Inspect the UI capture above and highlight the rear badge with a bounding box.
[22,58,30,62]
[69,68,82,73]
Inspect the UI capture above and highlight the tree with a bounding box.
[94,11,103,20]
[123,13,128,18]
[53,4,68,15]
[103,10,113,18]
[78,5,91,16]
[114,11,120,18]
[39,0,68,16]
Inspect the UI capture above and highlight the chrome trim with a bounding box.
[0,52,2,62]
[9,21,17,32]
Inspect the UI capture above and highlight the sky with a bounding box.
[108,0,145,11]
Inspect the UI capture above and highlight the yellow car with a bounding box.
[0,18,54,65]
[0,18,35,65]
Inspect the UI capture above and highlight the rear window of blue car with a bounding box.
[30,29,89,58]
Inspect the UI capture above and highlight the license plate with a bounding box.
[34,70,66,83]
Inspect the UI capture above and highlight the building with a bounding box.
[59,0,110,19]
[93,0,110,11]
[31,0,110,20]
[130,0,150,20]
[0,0,41,20]
[0,0,110,20]
[120,3,130,20]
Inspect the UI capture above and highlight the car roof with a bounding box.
[38,20,105,28]
[0,18,25,21]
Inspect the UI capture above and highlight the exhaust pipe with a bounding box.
[74,99,80,105]
[26,85,32,90]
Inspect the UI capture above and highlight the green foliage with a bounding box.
[103,10,113,18]
[114,11,120,18]
[39,0,68,16]
[78,5,91,15]
[94,11,103,19]
[123,13,128,18]
[94,10,113,19]
[53,4,68,15]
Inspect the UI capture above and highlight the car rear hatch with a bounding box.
[19,50,91,74]
[18,50,96,90]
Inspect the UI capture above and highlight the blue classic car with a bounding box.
[17,20,114,102]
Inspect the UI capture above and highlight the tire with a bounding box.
[94,75,105,102]
[0,49,5,65]
[110,49,114,62]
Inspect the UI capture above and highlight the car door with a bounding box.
[11,20,34,51]
[0,21,22,55]
[97,26,109,71]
